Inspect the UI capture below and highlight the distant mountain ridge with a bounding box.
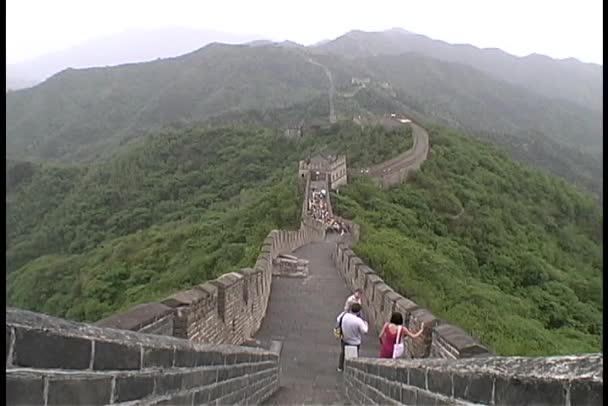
[314,29,602,112]
[7,27,264,90]
[5,27,602,197]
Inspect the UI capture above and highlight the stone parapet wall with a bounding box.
[351,121,430,189]
[343,354,602,405]
[333,242,490,359]
[6,308,280,406]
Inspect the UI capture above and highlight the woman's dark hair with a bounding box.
[390,312,404,325]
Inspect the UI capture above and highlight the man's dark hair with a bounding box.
[390,312,403,325]
[354,288,363,294]
[350,303,362,314]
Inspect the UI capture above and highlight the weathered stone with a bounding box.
[47,375,112,405]
[401,385,418,404]
[95,303,174,331]
[143,347,174,368]
[115,374,155,402]
[154,373,182,394]
[570,380,603,406]
[494,376,566,405]
[427,369,452,397]
[183,368,218,389]
[416,389,444,405]
[14,328,90,369]
[174,349,223,367]
[193,387,212,404]
[93,341,140,370]
[452,372,493,404]
[409,367,426,389]
[6,374,44,405]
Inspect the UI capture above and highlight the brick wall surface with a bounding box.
[343,355,602,405]
[6,308,280,406]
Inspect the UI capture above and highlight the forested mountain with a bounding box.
[7,37,602,199]
[6,44,330,162]
[6,123,411,321]
[7,122,602,357]
[315,28,602,112]
[333,125,602,356]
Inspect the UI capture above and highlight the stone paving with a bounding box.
[256,239,380,405]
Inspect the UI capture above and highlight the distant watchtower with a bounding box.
[299,151,347,191]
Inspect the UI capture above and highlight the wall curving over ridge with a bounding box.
[351,120,430,189]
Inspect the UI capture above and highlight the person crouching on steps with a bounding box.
[379,312,424,359]
[337,303,368,371]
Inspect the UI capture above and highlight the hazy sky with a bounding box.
[7,0,603,64]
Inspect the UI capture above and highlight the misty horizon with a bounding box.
[7,0,602,66]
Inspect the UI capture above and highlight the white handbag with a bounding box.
[392,326,405,359]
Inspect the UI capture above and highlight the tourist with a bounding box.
[337,303,368,371]
[378,312,425,359]
[344,288,363,312]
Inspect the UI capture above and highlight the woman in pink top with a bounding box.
[379,312,425,358]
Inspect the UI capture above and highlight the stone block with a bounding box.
[433,323,489,358]
[409,368,426,390]
[193,387,212,404]
[93,341,140,370]
[174,349,223,367]
[416,389,444,405]
[209,382,224,401]
[452,372,493,404]
[161,288,207,308]
[570,380,602,406]
[14,328,91,369]
[142,347,174,368]
[154,373,183,394]
[183,368,218,389]
[94,302,174,331]
[47,375,112,405]
[377,363,397,381]
[494,376,566,405]
[6,374,44,405]
[427,369,453,397]
[401,385,418,404]
[115,374,155,402]
[157,393,192,405]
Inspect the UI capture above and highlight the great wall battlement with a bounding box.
[351,119,430,189]
[5,119,602,405]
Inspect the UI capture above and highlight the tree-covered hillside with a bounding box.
[333,126,602,356]
[6,123,412,321]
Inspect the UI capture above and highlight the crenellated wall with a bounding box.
[333,241,491,360]
[352,120,430,189]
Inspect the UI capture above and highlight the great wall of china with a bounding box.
[6,119,602,405]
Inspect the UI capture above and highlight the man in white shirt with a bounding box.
[344,289,363,312]
[337,303,368,371]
